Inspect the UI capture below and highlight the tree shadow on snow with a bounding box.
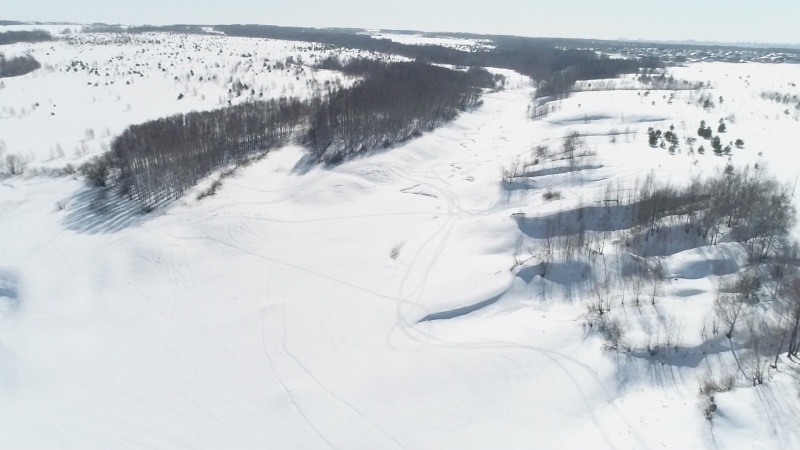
[290,152,319,175]
[515,204,638,239]
[0,268,20,313]
[61,186,145,234]
[514,260,596,305]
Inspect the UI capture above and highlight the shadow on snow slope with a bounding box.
[0,269,20,313]
[61,187,145,234]
[515,204,638,239]
[418,292,505,322]
[418,260,593,322]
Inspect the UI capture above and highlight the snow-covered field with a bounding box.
[365,31,495,52]
[0,30,394,169]
[2,30,800,449]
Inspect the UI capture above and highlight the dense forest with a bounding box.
[86,98,305,208]
[0,53,41,78]
[0,29,52,45]
[306,60,493,162]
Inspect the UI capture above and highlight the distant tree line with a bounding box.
[212,25,659,119]
[761,90,800,105]
[0,29,52,45]
[127,25,207,34]
[214,25,659,91]
[90,23,658,110]
[85,98,305,208]
[570,72,706,94]
[306,60,493,162]
[80,24,126,33]
[0,53,41,78]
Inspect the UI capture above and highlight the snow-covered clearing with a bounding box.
[365,31,495,52]
[2,30,800,448]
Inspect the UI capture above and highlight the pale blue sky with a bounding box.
[7,0,800,44]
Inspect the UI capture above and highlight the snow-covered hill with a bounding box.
[2,30,800,449]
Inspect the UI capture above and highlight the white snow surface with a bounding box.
[2,32,800,449]
[366,31,495,52]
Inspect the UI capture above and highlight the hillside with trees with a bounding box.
[0,53,40,78]
[85,99,305,208]
[306,60,493,162]
[81,59,493,207]
[0,29,52,45]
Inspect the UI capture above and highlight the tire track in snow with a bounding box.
[187,214,408,447]
[275,301,405,450]
[380,95,619,442]
[259,305,335,449]
[162,83,641,447]
[377,152,463,350]
[401,321,637,449]
[377,86,646,449]
[272,226,408,449]
[167,225,397,447]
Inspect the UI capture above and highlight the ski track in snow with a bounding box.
[383,101,640,449]
[1,86,645,448]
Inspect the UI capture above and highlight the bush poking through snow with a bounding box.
[583,286,626,351]
[3,153,26,175]
[699,371,735,397]
[197,167,237,200]
[197,179,223,200]
[80,155,114,187]
[542,189,562,201]
[599,315,626,351]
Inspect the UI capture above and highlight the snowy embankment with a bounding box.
[2,56,800,449]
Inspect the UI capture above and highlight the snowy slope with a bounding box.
[2,31,800,449]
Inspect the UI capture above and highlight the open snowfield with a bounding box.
[365,31,495,52]
[2,30,800,449]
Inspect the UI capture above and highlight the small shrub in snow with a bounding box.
[599,316,625,351]
[534,144,550,159]
[542,189,562,201]
[3,153,26,175]
[699,371,735,397]
[197,179,222,200]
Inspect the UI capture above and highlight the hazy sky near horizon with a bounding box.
[7,0,800,44]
